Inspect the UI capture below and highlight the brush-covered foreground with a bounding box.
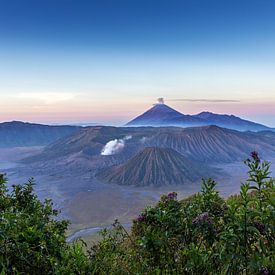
[0,152,274,274]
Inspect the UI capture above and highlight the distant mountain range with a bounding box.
[0,121,80,147]
[126,103,272,132]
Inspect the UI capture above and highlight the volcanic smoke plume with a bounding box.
[157,97,164,104]
[101,135,132,156]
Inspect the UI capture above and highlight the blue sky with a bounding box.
[0,0,274,125]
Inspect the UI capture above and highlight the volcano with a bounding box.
[126,101,271,131]
[96,147,213,187]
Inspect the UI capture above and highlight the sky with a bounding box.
[0,0,275,126]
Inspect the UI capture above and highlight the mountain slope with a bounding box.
[146,126,275,163]
[0,121,80,147]
[96,147,212,186]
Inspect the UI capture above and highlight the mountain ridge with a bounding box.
[0,121,81,147]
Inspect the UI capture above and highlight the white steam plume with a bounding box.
[101,135,132,156]
[140,136,148,143]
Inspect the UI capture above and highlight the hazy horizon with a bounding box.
[1,0,275,126]
[1,100,275,128]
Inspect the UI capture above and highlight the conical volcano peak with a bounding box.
[126,98,204,127]
[149,102,182,114]
[126,99,190,126]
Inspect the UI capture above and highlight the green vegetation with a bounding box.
[1,152,274,274]
[0,176,91,274]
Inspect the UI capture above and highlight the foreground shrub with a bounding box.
[90,152,275,274]
[0,176,91,274]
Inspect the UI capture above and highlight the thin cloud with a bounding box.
[168,98,240,103]
[14,92,76,105]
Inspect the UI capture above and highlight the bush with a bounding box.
[0,176,91,274]
[90,152,275,274]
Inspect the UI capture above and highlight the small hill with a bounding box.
[0,121,80,147]
[96,147,213,187]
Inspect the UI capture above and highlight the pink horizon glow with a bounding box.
[1,101,274,127]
